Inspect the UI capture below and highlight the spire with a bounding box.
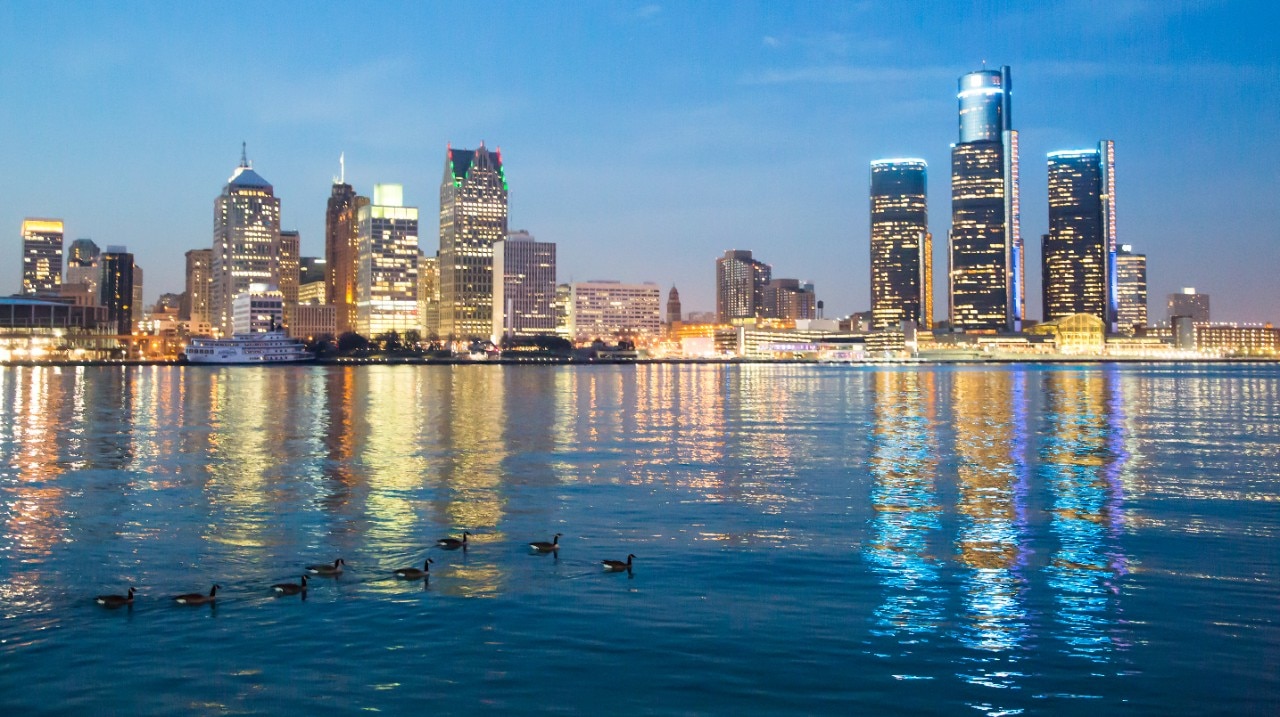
[240,142,250,169]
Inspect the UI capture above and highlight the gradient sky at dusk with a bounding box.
[2,1,1277,322]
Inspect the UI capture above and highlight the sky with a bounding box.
[2,0,1277,322]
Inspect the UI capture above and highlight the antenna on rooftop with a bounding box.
[340,152,345,184]
[240,141,250,168]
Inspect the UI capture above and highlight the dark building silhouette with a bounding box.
[1041,142,1117,327]
[870,159,932,329]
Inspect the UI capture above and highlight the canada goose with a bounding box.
[394,558,434,580]
[529,533,563,552]
[601,554,636,571]
[437,531,471,550]
[96,587,135,608]
[174,585,219,605]
[272,575,308,595]
[306,558,345,575]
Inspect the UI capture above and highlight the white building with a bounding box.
[232,283,284,335]
[356,183,419,337]
[492,230,557,341]
[569,281,661,343]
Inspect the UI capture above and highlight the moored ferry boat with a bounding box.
[183,331,313,364]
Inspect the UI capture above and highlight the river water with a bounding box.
[0,363,1276,715]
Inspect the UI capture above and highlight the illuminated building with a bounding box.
[1115,244,1147,335]
[569,281,661,343]
[324,167,362,334]
[356,183,419,337]
[492,230,556,340]
[1041,143,1117,328]
[299,256,327,285]
[65,238,101,300]
[21,218,64,296]
[762,279,817,321]
[949,66,1023,332]
[438,144,508,341]
[870,159,932,329]
[1167,287,1209,323]
[298,279,326,306]
[419,254,439,337]
[131,264,144,326]
[99,247,135,335]
[0,297,113,361]
[1194,323,1280,356]
[1026,313,1106,354]
[211,147,281,337]
[716,249,771,323]
[291,304,337,340]
[278,230,300,329]
[232,283,284,335]
[666,285,682,327]
[554,283,572,337]
[182,248,212,323]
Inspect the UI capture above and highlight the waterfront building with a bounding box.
[1041,142,1117,327]
[231,283,284,335]
[418,254,439,338]
[870,159,932,330]
[21,218,64,296]
[65,238,101,300]
[569,281,661,343]
[355,184,419,338]
[1115,244,1147,334]
[492,230,556,340]
[210,148,281,337]
[278,230,300,329]
[948,66,1023,332]
[0,296,114,361]
[438,144,508,341]
[1194,323,1280,356]
[762,279,817,321]
[132,265,144,326]
[182,249,212,324]
[554,283,572,337]
[716,249,771,324]
[1026,313,1107,354]
[299,256,327,285]
[291,303,337,341]
[298,279,326,306]
[99,247,135,336]
[666,286,682,328]
[1167,287,1209,323]
[324,171,362,334]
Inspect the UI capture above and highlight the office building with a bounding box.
[1115,244,1147,335]
[716,249,771,323]
[419,254,439,338]
[554,283,572,337]
[232,283,284,335]
[210,147,280,337]
[299,256,327,285]
[291,304,336,341]
[132,265,144,326]
[492,230,557,339]
[1168,287,1210,323]
[356,183,419,337]
[438,144,508,341]
[949,66,1023,332]
[298,279,326,306]
[21,218,64,296]
[569,281,662,343]
[182,249,212,323]
[65,238,101,300]
[763,279,817,321]
[99,247,135,336]
[666,286,682,327]
[325,165,362,334]
[278,230,300,329]
[1194,324,1280,356]
[870,159,932,329]
[1041,142,1117,327]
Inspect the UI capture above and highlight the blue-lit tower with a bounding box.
[1041,141,1118,330]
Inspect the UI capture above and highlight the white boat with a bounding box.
[184,331,314,364]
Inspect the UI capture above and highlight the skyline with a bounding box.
[2,2,1278,322]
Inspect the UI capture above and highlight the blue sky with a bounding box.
[2,1,1277,322]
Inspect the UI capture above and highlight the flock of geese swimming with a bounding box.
[94,532,637,608]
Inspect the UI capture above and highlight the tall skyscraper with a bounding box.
[21,218,64,296]
[210,148,281,337]
[131,265,144,326]
[1168,287,1210,323]
[278,230,300,329]
[419,254,439,338]
[666,286,682,327]
[183,248,212,324]
[99,247,135,336]
[870,159,932,329]
[1041,142,1117,327]
[325,163,361,335]
[1115,244,1147,334]
[356,183,419,337]
[716,249,771,324]
[492,230,557,339]
[65,238,101,300]
[948,65,1022,332]
[438,144,508,341]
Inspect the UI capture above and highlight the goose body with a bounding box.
[96,587,135,608]
[272,575,308,595]
[437,531,471,550]
[602,554,636,572]
[394,558,433,580]
[174,585,219,605]
[529,533,563,552]
[306,558,345,575]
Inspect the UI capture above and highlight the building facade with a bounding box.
[325,179,361,335]
[278,230,300,329]
[210,150,281,337]
[438,144,509,341]
[949,66,1023,332]
[65,238,101,300]
[569,281,662,343]
[1167,287,1210,323]
[232,284,284,335]
[182,248,212,323]
[21,218,64,296]
[1115,244,1147,335]
[666,285,682,327]
[870,159,932,329]
[1041,142,1117,327]
[99,247,135,336]
[716,249,771,324]
[131,265,144,326]
[492,230,557,339]
[763,279,817,321]
[356,184,419,337]
[291,303,337,341]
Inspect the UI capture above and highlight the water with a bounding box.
[1,363,1277,715]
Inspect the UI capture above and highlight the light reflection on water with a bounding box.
[0,363,1277,714]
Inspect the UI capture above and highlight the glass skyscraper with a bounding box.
[210,149,281,337]
[438,144,509,342]
[948,66,1022,332]
[1115,244,1147,334]
[1041,142,1117,328]
[21,218,64,296]
[492,230,557,340]
[870,159,931,330]
[357,184,420,337]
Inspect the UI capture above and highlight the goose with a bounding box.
[272,575,308,595]
[394,558,434,580]
[306,558,345,575]
[96,587,135,608]
[174,585,219,605]
[529,533,563,552]
[601,554,636,572]
[436,531,471,550]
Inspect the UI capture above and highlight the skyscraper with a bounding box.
[278,230,300,329]
[325,167,361,334]
[762,279,817,321]
[870,159,932,329]
[183,249,212,324]
[99,247,134,336]
[492,230,557,339]
[210,148,281,337]
[419,254,439,338]
[21,218,64,296]
[131,265,144,326]
[65,238,101,300]
[1115,244,1147,334]
[666,286,682,327]
[716,249,771,324]
[949,66,1022,332]
[438,144,509,341]
[1041,142,1117,327]
[1168,287,1210,323]
[356,184,419,337]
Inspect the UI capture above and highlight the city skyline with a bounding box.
[2,3,1278,322]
